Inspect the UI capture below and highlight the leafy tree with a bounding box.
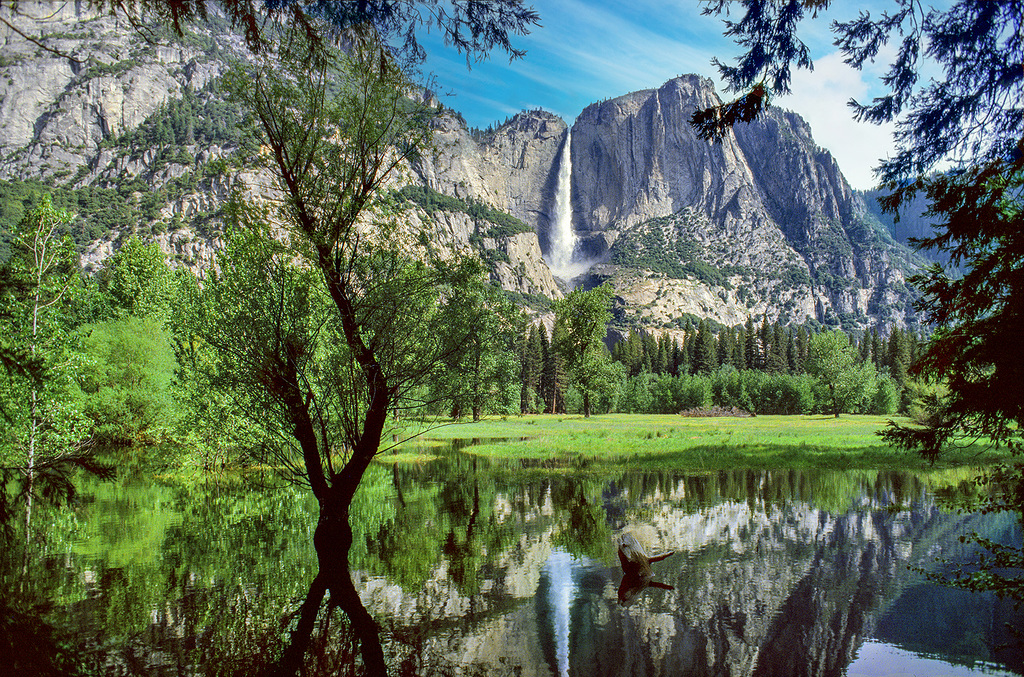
[871,374,901,416]
[805,330,873,417]
[431,269,520,421]
[0,197,105,533]
[99,236,175,320]
[77,316,177,445]
[552,284,614,417]
[210,17,543,670]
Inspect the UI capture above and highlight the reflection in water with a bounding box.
[616,532,675,605]
[543,550,575,676]
[4,451,1022,675]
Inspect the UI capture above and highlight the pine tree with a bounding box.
[655,333,669,375]
[671,337,685,376]
[716,328,732,368]
[887,328,911,385]
[539,324,555,412]
[744,316,757,370]
[521,324,543,413]
[757,316,773,370]
[786,329,800,374]
[871,328,884,370]
[795,326,809,373]
[767,323,788,373]
[859,332,872,363]
[734,326,748,370]
[693,319,717,375]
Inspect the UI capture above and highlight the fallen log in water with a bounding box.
[617,532,674,577]
[616,532,675,605]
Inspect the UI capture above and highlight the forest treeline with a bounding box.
[519,314,920,418]
[0,195,926,486]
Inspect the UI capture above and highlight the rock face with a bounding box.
[415,109,567,260]
[412,75,921,330]
[563,76,919,330]
[0,8,922,329]
[0,2,225,181]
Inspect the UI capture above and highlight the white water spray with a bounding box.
[546,130,588,281]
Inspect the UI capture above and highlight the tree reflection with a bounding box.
[551,478,613,561]
[271,567,375,677]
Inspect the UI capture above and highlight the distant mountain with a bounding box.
[0,5,926,330]
[418,76,927,330]
[858,188,956,273]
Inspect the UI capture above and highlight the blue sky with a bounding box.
[419,1,908,191]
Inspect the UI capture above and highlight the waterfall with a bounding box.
[547,130,584,281]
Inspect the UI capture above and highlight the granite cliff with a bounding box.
[417,75,923,330]
[0,7,923,330]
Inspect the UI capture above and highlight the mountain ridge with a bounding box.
[0,8,925,331]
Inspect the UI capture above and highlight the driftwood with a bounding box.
[678,405,755,418]
[616,532,675,604]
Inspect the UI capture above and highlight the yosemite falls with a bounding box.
[545,129,588,282]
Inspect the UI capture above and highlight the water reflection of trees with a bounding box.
[5,460,1021,675]
[361,459,1022,675]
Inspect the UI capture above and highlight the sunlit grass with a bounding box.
[390,414,1005,471]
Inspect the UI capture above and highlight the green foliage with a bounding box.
[0,180,126,255]
[0,175,201,251]
[553,284,615,417]
[76,316,177,445]
[105,80,258,160]
[871,375,901,416]
[175,222,340,473]
[888,166,1024,452]
[396,184,533,238]
[806,330,876,417]
[0,197,105,528]
[749,371,815,415]
[99,236,175,319]
[426,262,522,421]
[609,214,748,288]
[77,58,134,82]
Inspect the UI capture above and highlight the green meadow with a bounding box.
[392,414,1006,471]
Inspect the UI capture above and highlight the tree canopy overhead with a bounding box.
[694,0,1022,190]
[11,0,541,65]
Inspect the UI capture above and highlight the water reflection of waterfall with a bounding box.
[545,549,575,676]
[546,130,588,282]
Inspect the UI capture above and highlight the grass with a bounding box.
[389,414,1008,472]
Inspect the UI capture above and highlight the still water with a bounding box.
[9,443,1024,675]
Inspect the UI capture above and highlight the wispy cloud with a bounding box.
[420,1,906,188]
[779,51,895,190]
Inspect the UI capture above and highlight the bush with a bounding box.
[77,316,177,444]
[870,375,901,415]
[675,374,713,411]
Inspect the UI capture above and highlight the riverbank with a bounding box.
[390,414,1005,471]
